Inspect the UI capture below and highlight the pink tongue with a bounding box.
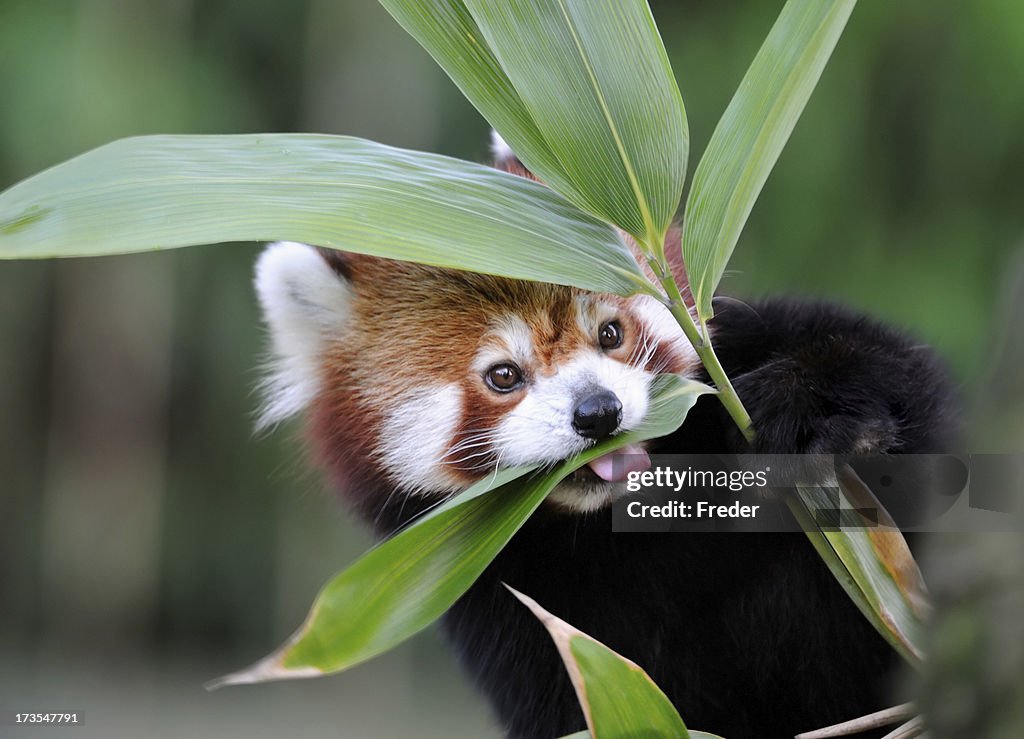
[586,444,650,482]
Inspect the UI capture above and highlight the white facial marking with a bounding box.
[629,293,698,373]
[378,384,463,494]
[546,480,621,514]
[472,315,535,375]
[493,351,651,468]
[254,241,351,428]
[490,129,515,162]
[574,295,617,338]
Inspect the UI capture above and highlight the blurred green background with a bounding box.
[1,1,1022,737]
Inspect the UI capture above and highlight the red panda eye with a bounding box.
[485,363,523,392]
[599,321,623,350]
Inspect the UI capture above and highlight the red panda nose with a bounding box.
[572,390,623,440]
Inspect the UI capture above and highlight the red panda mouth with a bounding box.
[582,443,650,482]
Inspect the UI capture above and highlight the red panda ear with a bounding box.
[254,242,353,428]
[490,129,541,182]
[316,246,352,280]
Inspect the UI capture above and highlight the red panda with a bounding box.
[254,162,699,517]
[254,134,955,738]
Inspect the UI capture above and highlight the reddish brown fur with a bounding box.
[308,154,696,503]
[307,251,690,497]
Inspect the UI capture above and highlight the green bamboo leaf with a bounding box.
[0,134,652,296]
[792,466,929,666]
[508,586,690,739]
[682,0,856,320]
[835,466,931,620]
[375,1,580,203]
[785,493,879,631]
[379,0,687,245]
[565,728,724,732]
[560,733,722,739]
[208,376,711,686]
[463,0,687,244]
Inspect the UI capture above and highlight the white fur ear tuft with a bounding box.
[254,241,351,428]
[490,129,515,163]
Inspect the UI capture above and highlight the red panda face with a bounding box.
[255,241,696,513]
[453,289,657,471]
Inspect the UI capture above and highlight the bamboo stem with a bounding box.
[654,259,755,444]
[794,702,918,739]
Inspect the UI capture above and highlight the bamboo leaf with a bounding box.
[375,1,577,202]
[379,0,687,245]
[208,376,711,686]
[682,0,856,319]
[0,134,651,296]
[508,586,690,739]
[793,465,929,666]
[561,728,720,732]
[836,467,931,621]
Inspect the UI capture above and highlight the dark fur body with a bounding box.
[367,298,955,738]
